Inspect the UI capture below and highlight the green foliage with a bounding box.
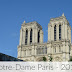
[49,56,53,61]
[69,57,72,61]
[43,57,47,61]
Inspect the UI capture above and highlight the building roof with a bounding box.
[22,21,42,29]
[0,53,23,61]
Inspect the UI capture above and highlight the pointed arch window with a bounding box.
[30,29,32,44]
[55,48,56,53]
[59,46,61,52]
[24,50,26,56]
[38,30,40,43]
[54,25,56,41]
[25,29,28,45]
[59,25,61,40]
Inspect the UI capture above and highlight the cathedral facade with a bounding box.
[17,14,72,61]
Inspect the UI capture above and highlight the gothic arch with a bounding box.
[53,56,62,62]
[54,25,56,41]
[36,57,48,61]
[59,24,61,40]
[30,29,32,44]
[38,30,40,43]
[53,47,56,53]
[59,45,61,52]
[25,29,28,45]
[36,57,43,61]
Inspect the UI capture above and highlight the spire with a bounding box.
[62,13,64,16]
[23,20,25,23]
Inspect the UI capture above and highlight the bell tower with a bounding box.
[19,21,43,45]
[48,13,71,61]
[18,21,43,59]
[48,13,71,43]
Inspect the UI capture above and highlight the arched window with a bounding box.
[36,47,47,55]
[59,25,61,40]
[38,30,40,43]
[30,29,32,44]
[54,25,56,41]
[55,48,56,53]
[25,29,28,45]
[59,46,61,52]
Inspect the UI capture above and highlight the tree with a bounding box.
[49,56,53,61]
[43,57,47,61]
[48,56,53,62]
[69,57,72,61]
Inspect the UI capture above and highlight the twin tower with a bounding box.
[18,13,72,61]
[19,21,43,46]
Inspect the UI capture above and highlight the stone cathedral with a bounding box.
[18,13,72,61]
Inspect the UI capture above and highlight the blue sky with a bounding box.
[0,0,72,58]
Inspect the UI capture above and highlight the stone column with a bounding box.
[47,47,48,54]
[19,28,23,45]
[22,50,24,57]
[22,30,25,45]
[63,53,66,61]
[52,25,54,41]
[51,25,54,41]
[28,29,30,45]
[70,28,71,43]
[34,48,37,55]
[66,53,70,61]
[56,24,59,40]
[68,27,69,40]
[18,48,21,58]
[65,24,67,39]
[34,28,38,43]
[40,30,43,43]
[63,42,66,52]
[62,23,65,40]
[62,42,66,61]
[69,27,71,43]
[31,45,35,56]
[48,25,51,41]
[18,47,22,59]
[47,44,51,54]
[66,44,69,53]
[32,48,34,55]
[48,46,51,54]
[56,45,58,53]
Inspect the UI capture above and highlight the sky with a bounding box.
[0,0,72,58]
